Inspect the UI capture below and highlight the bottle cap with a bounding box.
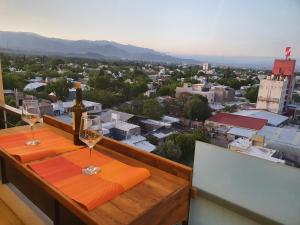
[75,82,81,89]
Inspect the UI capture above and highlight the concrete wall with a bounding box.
[190,196,259,225]
[256,79,287,113]
[189,141,300,225]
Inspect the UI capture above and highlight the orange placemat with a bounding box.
[0,128,82,163]
[28,149,151,210]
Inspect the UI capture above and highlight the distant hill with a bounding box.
[174,54,300,71]
[0,31,197,64]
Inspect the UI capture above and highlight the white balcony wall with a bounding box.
[190,141,300,225]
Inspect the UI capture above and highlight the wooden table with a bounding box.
[0,116,192,225]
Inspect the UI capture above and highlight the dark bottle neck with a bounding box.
[75,88,82,104]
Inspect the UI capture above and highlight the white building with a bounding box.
[256,58,296,114]
[175,83,215,104]
[122,135,156,153]
[202,63,211,71]
[256,75,288,113]
[52,100,102,115]
[228,137,285,164]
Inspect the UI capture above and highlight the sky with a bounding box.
[0,0,299,58]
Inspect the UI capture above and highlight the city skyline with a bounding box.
[0,0,299,58]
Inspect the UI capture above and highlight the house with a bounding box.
[150,127,177,144]
[206,112,268,132]
[100,110,134,123]
[122,135,156,153]
[233,110,288,127]
[52,100,101,115]
[257,126,300,166]
[176,83,215,104]
[103,121,141,141]
[23,82,46,92]
[228,137,284,163]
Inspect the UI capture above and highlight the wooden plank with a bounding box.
[0,199,24,225]
[0,63,4,105]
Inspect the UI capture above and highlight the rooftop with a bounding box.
[115,121,139,132]
[207,112,268,130]
[229,137,284,163]
[122,135,156,153]
[233,110,288,127]
[227,127,257,138]
[100,109,134,123]
[257,126,300,149]
[24,82,46,91]
[52,100,101,110]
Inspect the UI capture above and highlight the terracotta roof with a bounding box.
[272,59,296,76]
[207,113,267,130]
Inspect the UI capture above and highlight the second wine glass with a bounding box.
[79,114,103,175]
[21,100,41,145]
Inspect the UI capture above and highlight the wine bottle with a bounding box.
[72,82,86,145]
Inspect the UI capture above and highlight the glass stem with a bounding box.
[89,146,93,167]
[30,125,35,141]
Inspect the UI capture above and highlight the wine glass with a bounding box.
[79,114,102,175]
[21,100,41,145]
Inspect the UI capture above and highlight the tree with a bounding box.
[131,98,144,115]
[3,73,26,90]
[155,141,182,162]
[142,98,164,120]
[147,135,158,145]
[157,80,180,97]
[245,86,259,103]
[184,96,211,122]
[293,94,300,103]
[192,128,210,143]
[88,74,111,90]
[165,128,210,162]
[83,89,122,108]
[4,96,16,107]
[46,78,72,101]
[174,133,195,158]
[224,104,238,113]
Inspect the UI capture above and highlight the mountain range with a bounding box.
[0,31,197,64]
[0,31,298,70]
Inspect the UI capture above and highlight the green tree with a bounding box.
[4,96,16,107]
[174,133,195,158]
[83,89,122,108]
[192,128,210,143]
[147,135,158,145]
[245,86,259,103]
[165,128,210,162]
[224,104,238,113]
[184,96,211,122]
[142,98,164,120]
[131,98,144,115]
[3,73,26,90]
[88,74,111,90]
[46,78,72,101]
[293,94,300,103]
[155,141,182,162]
